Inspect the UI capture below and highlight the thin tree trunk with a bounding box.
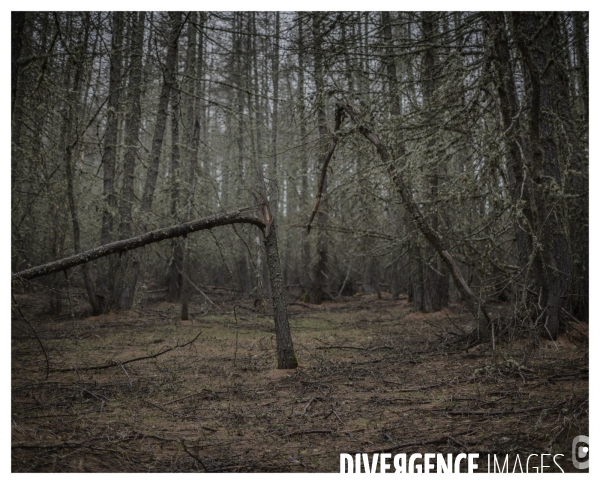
[297,14,311,293]
[141,12,182,217]
[573,12,588,125]
[167,79,183,302]
[63,16,102,315]
[128,12,182,307]
[419,12,449,313]
[181,13,200,320]
[308,12,329,304]
[114,11,145,310]
[270,12,280,216]
[11,12,26,118]
[263,218,298,369]
[97,11,124,312]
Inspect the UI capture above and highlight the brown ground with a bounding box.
[11,290,588,472]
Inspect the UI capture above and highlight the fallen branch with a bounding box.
[52,331,202,372]
[184,275,216,306]
[316,345,395,351]
[180,440,209,472]
[363,431,469,454]
[442,400,569,416]
[286,429,333,437]
[12,208,264,281]
[12,294,50,380]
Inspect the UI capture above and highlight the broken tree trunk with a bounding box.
[261,201,298,369]
[12,206,299,369]
[12,209,264,282]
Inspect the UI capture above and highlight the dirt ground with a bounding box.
[11,289,588,472]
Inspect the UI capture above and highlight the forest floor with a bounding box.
[11,289,588,472]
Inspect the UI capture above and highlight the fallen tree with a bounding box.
[12,205,298,369]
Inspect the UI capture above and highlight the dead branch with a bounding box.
[53,331,202,372]
[363,431,469,454]
[286,429,333,437]
[310,101,491,330]
[12,208,265,281]
[442,399,569,416]
[12,294,50,380]
[306,107,344,234]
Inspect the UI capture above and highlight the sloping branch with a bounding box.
[309,102,490,328]
[12,208,265,281]
[306,106,344,234]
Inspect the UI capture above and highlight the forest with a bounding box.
[11,11,588,472]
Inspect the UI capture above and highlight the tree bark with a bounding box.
[11,12,26,118]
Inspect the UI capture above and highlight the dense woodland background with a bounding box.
[11,11,588,338]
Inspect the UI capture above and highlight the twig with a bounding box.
[12,294,50,381]
[442,400,568,416]
[180,440,209,472]
[184,275,216,306]
[302,397,315,414]
[316,344,394,351]
[163,392,204,406]
[364,431,469,454]
[52,331,202,372]
[141,399,175,416]
[332,409,344,424]
[287,429,333,437]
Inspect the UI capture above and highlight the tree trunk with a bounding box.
[418,12,449,313]
[484,12,533,269]
[308,12,329,304]
[141,12,182,217]
[62,18,102,315]
[11,12,26,117]
[114,11,145,310]
[296,15,311,293]
[97,11,124,312]
[263,218,298,369]
[512,12,574,338]
[167,79,183,302]
[180,12,200,320]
